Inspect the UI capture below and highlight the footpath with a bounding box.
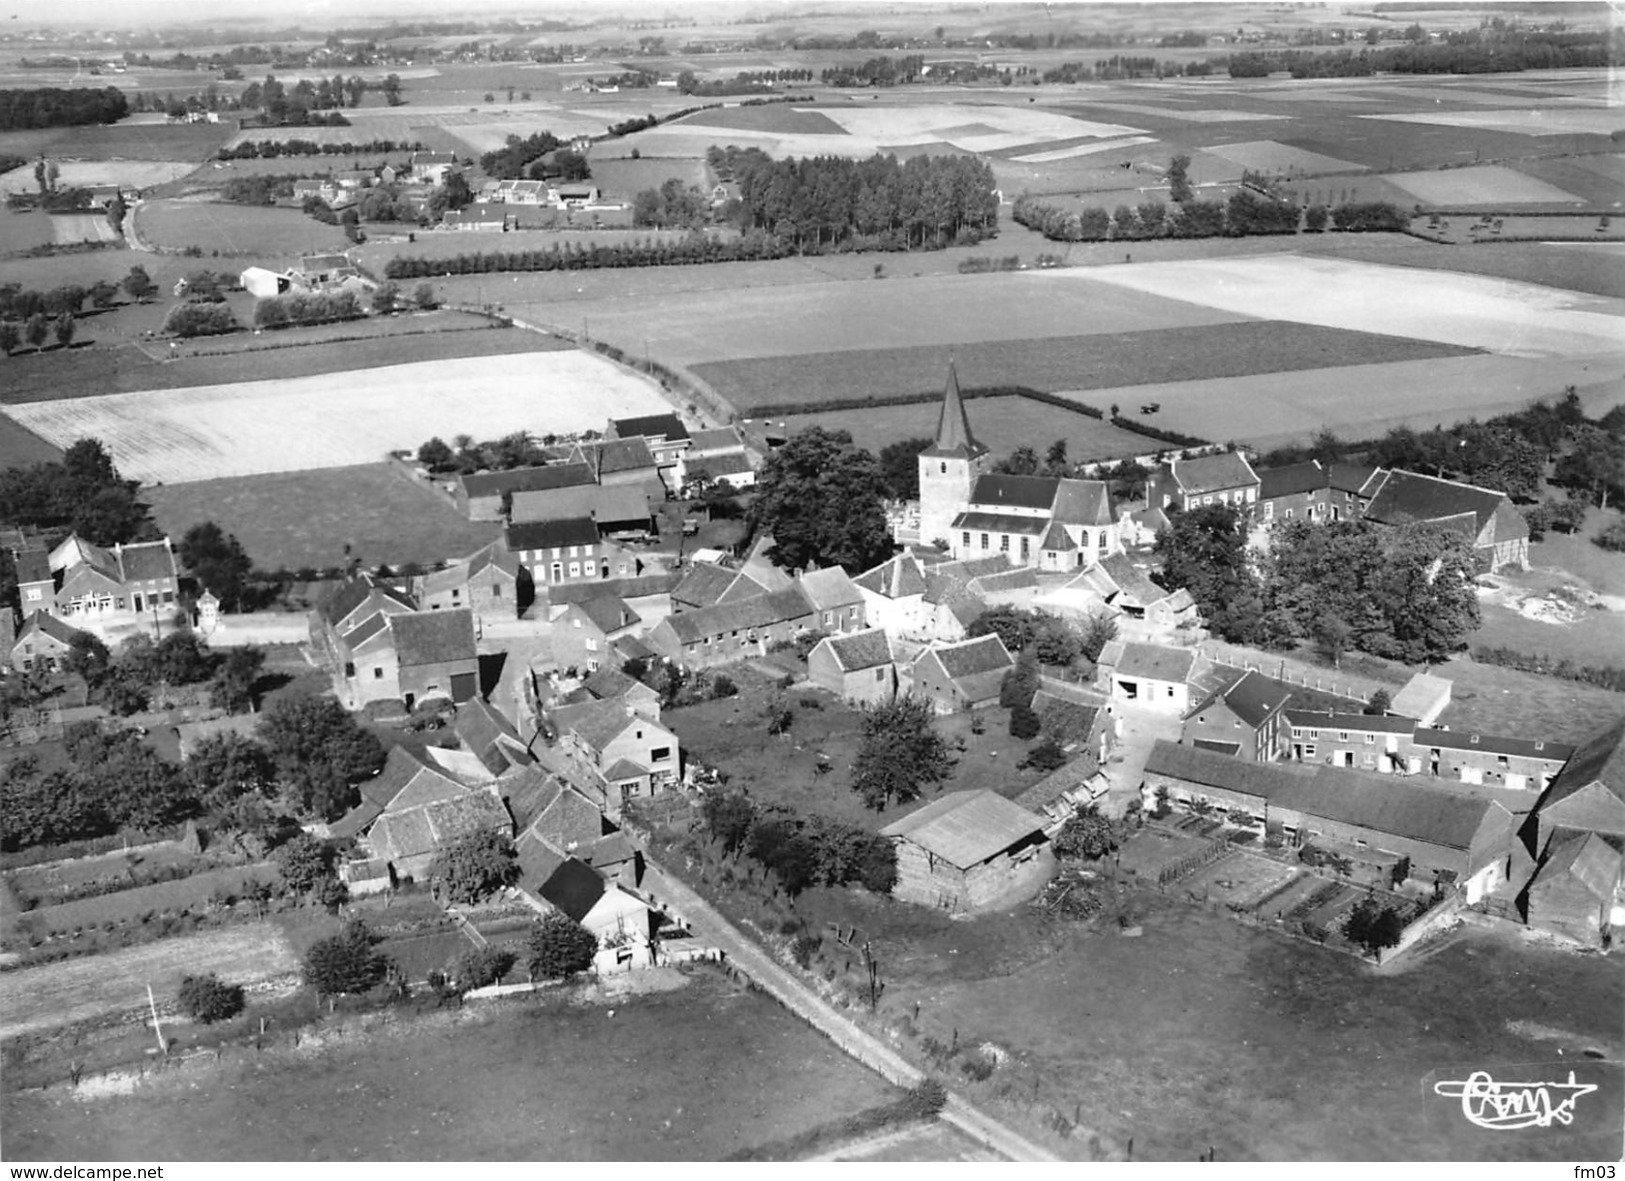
[635,856,1060,1163]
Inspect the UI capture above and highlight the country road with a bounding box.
[635,854,1062,1163]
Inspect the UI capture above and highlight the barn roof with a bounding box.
[1258,460,1325,500]
[1168,452,1258,495]
[923,633,1012,680]
[459,463,595,499]
[818,628,892,672]
[1539,718,1625,812]
[389,609,475,668]
[1102,640,1196,683]
[1364,470,1508,534]
[1535,831,1621,902]
[538,857,607,922]
[882,790,1045,869]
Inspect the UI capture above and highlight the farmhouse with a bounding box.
[807,628,896,705]
[441,206,510,232]
[453,695,535,777]
[1147,451,1260,514]
[1362,469,1529,573]
[311,576,478,710]
[670,561,773,614]
[852,552,931,637]
[573,437,664,496]
[907,633,1014,714]
[507,519,638,593]
[410,151,458,185]
[366,781,512,887]
[682,451,757,491]
[1410,727,1574,792]
[798,566,866,634]
[1286,710,1418,772]
[454,463,596,519]
[547,698,680,811]
[1141,740,1516,901]
[551,594,641,673]
[9,610,84,674]
[645,586,816,670]
[1255,459,1385,526]
[882,790,1051,912]
[12,547,53,617]
[1096,640,1200,711]
[607,413,690,482]
[414,539,524,623]
[509,482,654,538]
[293,253,358,289]
[44,534,180,629]
[1066,552,1198,632]
[332,744,470,843]
[531,856,661,972]
[1182,670,1295,762]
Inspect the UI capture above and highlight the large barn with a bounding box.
[881,790,1051,912]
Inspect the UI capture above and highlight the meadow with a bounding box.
[777,396,1153,462]
[6,350,672,483]
[133,198,354,256]
[3,971,903,1162]
[692,322,1476,416]
[145,463,500,573]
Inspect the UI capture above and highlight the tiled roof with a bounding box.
[1279,769,1503,852]
[968,474,1058,511]
[573,595,640,635]
[1094,552,1166,606]
[602,757,649,781]
[612,413,689,442]
[1049,479,1113,527]
[1210,670,1295,728]
[341,612,388,650]
[661,586,812,643]
[1258,460,1325,500]
[951,511,1049,536]
[1169,452,1258,495]
[688,426,744,453]
[1364,470,1507,535]
[688,452,754,479]
[1536,831,1621,901]
[577,831,635,868]
[12,548,50,584]
[924,633,1012,680]
[369,787,510,864]
[583,666,656,702]
[516,828,567,891]
[507,517,600,551]
[1327,463,1383,496]
[1016,756,1100,812]
[798,566,860,611]
[1538,718,1625,811]
[510,482,651,526]
[820,628,892,672]
[881,789,1044,869]
[1105,641,1196,683]
[460,463,595,499]
[538,858,606,922]
[550,698,642,752]
[1413,727,1574,763]
[15,610,85,648]
[672,562,751,609]
[389,609,476,668]
[1144,739,1313,799]
[853,553,928,600]
[454,696,529,775]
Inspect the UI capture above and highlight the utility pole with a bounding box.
[147,983,168,1055]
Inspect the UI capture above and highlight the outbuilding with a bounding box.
[882,790,1051,912]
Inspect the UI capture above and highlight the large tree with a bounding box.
[749,427,894,573]
[187,730,275,811]
[428,829,520,905]
[526,913,599,979]
[1053,805,1117,860]
[179,521,255,610]
[303,921,392,995]
[850,694,953,810]
[877,437,932,501]
[1153,503,1266,644]
[258,695,385,819]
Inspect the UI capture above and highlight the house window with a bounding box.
[568,562,580,577]
[1000,534,1009,552]
[116,598,125,609]
[585,638,598,651]
[1304,744,1316,758]
[1021,536,1030,560]
[572,618,581,628]
[875,668,885,681]
[962,532,971,548]
[1286,509,1294,519]
[373,667,383,679]
[451,588,460,600]
[651,746,670,762]
[636,729,643,740]
[344,662,355,677]
[24,587,40,601]
[980,533,989,550]
[1339,731,1349,741]
[551,563,562,582]
[1364,734,1374,744]
[940,462,947,474]
[823,611,833,625]
[1264,502,1274,519]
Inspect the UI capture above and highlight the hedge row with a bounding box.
[1109,414,1211,449]
[1471,645,1625,693]
[383,232,797,279]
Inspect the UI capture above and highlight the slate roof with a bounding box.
[466,539,519,581]
[460,463,596,499]
[1094,552,1167,606]
[507,518,600,551]
[342,612,389,650]
[1277,770,1504,852]
[511,482,651,526]
[581,436,658,475]
[1258,460,1326,500]
[15,610,84,649]
[687,426,745,453]
[1539,718,1625,811]
[1284,710,1417,736]
[853,553,928,600]
[1040,522,1076,551]
[672,562,762,609]
[612,413,688,443]
[798,566,860,611]
[1049,479,1113,527]
[1535,831,1621,902]
[970,562,1036,592]
[688,452,754,479]
[1193,670,1295,728]
[952,511,1049,536]
[319,573,416,627]
[539,857,608,922]
[1412,727,1574,763]
[389,609,475,668]
[1102,641,1196,683]
[820,628,892,672]
[583,667,653,703]
[573,595,640,635]
[1144,738,1314,799]
[516,829,568,892]
[1327,463,1383,496]
[1168,452,1258,495]
[967,474,1058,511]
[661,586,812,643]
[454,696,531,775]
[12,548,50,584]
[602,757,649,782]
[1364,470,1508,535]
[924,633,1013,680]
[921,360,986,460]
[881,790,1045,869]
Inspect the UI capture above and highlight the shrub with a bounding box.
[790,932,821,968]
[177,972,245,1023]
[526,912,598,979]
[303,921,391,995]
[1009,703,1040,739]
[162,302,238,338]
[451,946,516,990]
[1596,521,1625,553]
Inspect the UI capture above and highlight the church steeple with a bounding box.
[925,360,986,459]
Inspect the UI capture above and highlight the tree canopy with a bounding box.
[850,694,953,810]
[526,913,599,979]
[179,521,255,611]
[303,921,392,995]
[428,829,520,905]
[258,696,385,820]
[749,427,894,573]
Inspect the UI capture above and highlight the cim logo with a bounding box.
[1423,1060,1624,1145]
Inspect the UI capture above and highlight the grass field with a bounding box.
[777,395,1153,462]
[693,322,1477,415]
[0,208,64,253]
[0,120,233,162]
[587,155,710,201]
[2,970,903,1162]
[14,863,281,941]
[1434,656,1625,744]
[0,922,297,1040]
[1382,165,1584,207]
[795,883,1624,1161]
[133,199,354,257]
[7,349,672,483]
[0,413,65,469]
[0,320,569,408]
[145,463,501,573]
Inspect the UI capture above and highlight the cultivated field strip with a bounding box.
[7,352,674,484]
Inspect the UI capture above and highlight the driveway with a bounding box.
[1100,701,1183,816]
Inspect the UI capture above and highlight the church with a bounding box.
[915,364,1122,570]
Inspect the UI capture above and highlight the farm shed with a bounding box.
[455,463,595,521]
[365,784,512,885]
[1096,640,1199,712]
[1362,470,1529,573]
[807,628,895,706]
[1391,672,1452,727]
[907,633,1014,714]
[239,266,292,299]
[1523,831,1621,947]
[1533,718,1625,851]
[882,790,1051,913]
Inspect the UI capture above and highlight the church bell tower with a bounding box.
[917,360,989,550]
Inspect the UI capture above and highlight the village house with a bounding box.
[414,540,524,623]
[1064,552,1198,631]
[678,425,756,489]
[12,548,53,618]
[906,633,1014,714]
[440,205,510,232]
[547,697,681,812]
[670,561,773,614]
[293,252,358,289]
[1286,709,1418,772]
[452,695,535,777]
[607,413,690,483]
[572,667,661,719]
[506,519,637,593]
[1141,740,1515,902]
[645,586,816,670]
[1255,459,1385,526]
[530,856,662,973]
[882,790,1051,912]
[365,779,512,887]
[1409,727,1574,792]
[553,183,600,209]
[311,576,479,710]
[572,437,664,499]
[807,629,896,706]
[1361,469,1530,573]
[682,451,757,491]
[453,463,597,520]
[1182,670,1296,762]
[852,552,931,638]
[1096,640,1200,712]
[551,595,641,673]
[9,610,84,674]
[1147,451,1261,515]
[42,535,180,629]
[410,150,458,185]
[509,482,655,541]
[798,567,865,634]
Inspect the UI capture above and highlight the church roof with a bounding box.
[920,361,986,461]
